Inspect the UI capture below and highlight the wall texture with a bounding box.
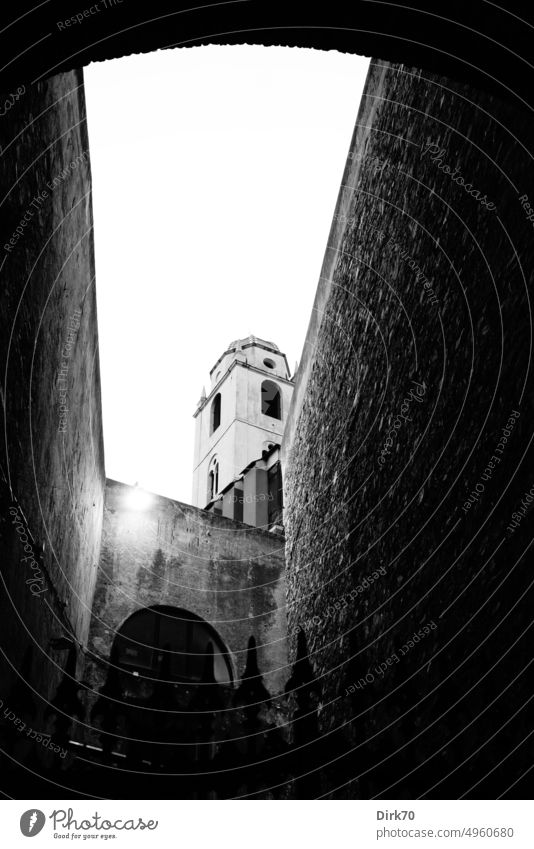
[85,479,288,705]
[282,60,534,798]
[0,70,105,732]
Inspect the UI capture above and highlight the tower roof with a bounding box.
[227,335,280,352]
[205,335,291,388]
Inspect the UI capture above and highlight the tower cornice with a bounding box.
[209,338,290,380]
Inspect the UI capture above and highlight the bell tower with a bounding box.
[192,336,294,516]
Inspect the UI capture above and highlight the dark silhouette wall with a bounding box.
[0,2,532,111]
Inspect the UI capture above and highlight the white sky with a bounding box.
[84,46,369,504]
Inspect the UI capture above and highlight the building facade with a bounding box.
[78,478,290,796]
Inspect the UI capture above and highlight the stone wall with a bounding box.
[0,70,105,726]
[85,479,288,703]
[282,61,534,798]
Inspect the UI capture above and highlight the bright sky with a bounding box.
[84,46,369,504]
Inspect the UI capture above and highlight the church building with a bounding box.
[192,336,294,530]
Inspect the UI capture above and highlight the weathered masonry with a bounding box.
[0,70,105,743]
[282,61,534,799]
[86,479,288,702]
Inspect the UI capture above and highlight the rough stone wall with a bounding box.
[0,70,105,718]
[282,61,534,798]
[85,480,288,708]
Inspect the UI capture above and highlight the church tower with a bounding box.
[192,336,294,526]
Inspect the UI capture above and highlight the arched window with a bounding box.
[210,393,221,433]
[113,606,233,685]
[261,380,281,419]
[208,456,219,501]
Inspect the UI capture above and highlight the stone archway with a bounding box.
[112,605,234,700]
[89,606,235,777]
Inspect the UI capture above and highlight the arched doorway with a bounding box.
[92,608,234,776]
[112,606,233,696]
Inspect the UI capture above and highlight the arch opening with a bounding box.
[113,606,233,692]
[208,455,219,502]
[210,392,221,433]
[261,379,281,419]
